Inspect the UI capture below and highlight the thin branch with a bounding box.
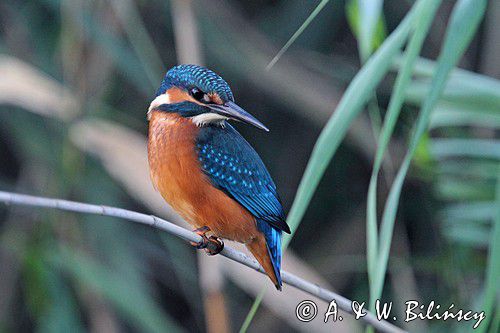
[170,0,203,65]
[169,2,230,331]
[0,190,406,333]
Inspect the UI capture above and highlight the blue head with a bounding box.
[148,65,268,131]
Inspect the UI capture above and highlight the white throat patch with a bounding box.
[147,94,171,120]
[190,113,228,127]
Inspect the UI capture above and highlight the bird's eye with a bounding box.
[190,87,211,103]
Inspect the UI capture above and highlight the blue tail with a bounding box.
[256,219,283,290]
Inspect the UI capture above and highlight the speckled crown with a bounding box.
[157,64,234,102]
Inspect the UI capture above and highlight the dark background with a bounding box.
[0,1,498,332]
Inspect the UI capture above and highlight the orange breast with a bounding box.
[147,111,259,243]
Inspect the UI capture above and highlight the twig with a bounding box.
[169,2,229,332]
[170,0,203,65]
[0,190,406,333]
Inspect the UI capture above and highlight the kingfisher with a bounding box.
[147,65,291,290]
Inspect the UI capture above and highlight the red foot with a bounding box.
[190,226,224,255]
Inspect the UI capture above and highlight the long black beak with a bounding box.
[208,101,269,131]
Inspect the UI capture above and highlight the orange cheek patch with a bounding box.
[166,87,197,104]
[208,92,223,105]
[165,87,224,106]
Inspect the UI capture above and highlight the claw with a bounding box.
[190,237,209,249]
[193,226,211,235]
[206,235,224,255]
[190,226,224,255]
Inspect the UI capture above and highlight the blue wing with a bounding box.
[196,125,290,233]
[196,124,290,287]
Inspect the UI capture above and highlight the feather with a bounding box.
[196,124,289,289]
[196,124,290,233]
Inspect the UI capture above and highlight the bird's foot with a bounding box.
[204,236,224,255]
[190,226,224,255]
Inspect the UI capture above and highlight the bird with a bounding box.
[147,64,291,290]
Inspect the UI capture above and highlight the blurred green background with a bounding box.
[0,0,498,332]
